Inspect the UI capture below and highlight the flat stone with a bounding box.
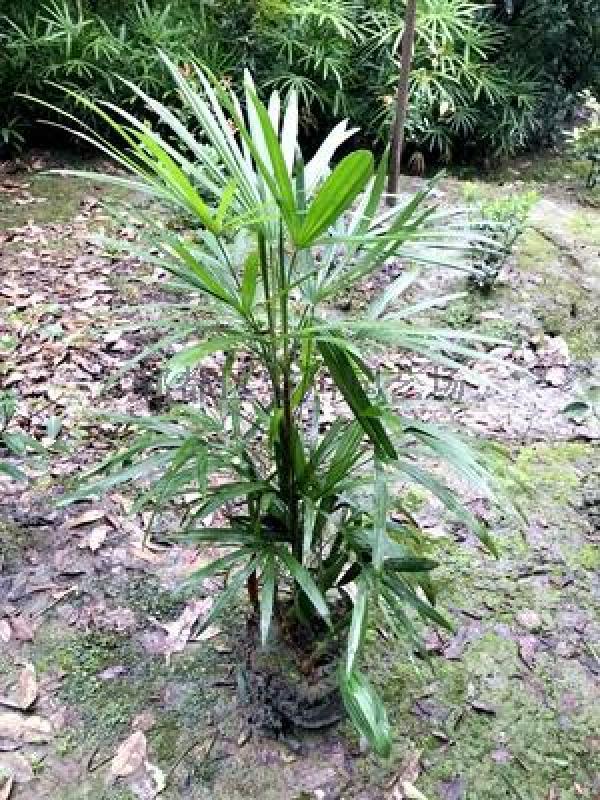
[516,609,542,632]
[545,366,567,386]
[0,753,34,783]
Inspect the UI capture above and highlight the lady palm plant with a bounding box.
[39,53,508,755]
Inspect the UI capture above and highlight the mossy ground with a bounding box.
[474,150,600,207]
[0,518,29,566]
[8,443,593,800]
[517,227,600,358]
[438,196,600,358]
[567,209,600,246]
[0,173,83,229]
[14,615,235,799]
[364,442,599,800]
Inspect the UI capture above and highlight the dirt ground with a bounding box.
[0,149,599,800]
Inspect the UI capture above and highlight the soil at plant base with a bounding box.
[238,618,345,741]
[0,148,599,800]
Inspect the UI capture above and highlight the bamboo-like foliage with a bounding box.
[40,55,511,755]
[2,0,546,158]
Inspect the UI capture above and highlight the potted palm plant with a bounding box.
[36,54,509,756]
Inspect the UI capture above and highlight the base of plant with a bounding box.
[237,612,346,742]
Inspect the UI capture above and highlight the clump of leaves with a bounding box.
[567,90,600,189]
[468,190,538,292]
[43,55,513,756]
[2,0,545,162]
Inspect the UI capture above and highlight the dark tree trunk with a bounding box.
[387,0,418,202]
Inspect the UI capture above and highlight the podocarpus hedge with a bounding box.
[2,0,598,160]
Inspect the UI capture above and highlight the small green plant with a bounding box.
[567,90,600,188]
[468,190,538,292]
[0,390,26,480]
[45,56,512,756]
[0,390,62,480]
[460,182,488,205]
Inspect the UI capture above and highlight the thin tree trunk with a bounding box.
[387,0,418,202]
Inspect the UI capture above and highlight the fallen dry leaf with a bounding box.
[516,610,542,632]
[0,753,33,784]
[518,635,537,670]
[132,712,156,733]
[399,750,421,785]
[109,731,147,781]
[66,509,107,529]
[194,625,221,642]
[16,665,37,712]
[80,524,110,552]
[150,598,212,663]
[8,616,37,642]
[21,715,53,743]
[131,760,166,799]
[490,748,511,764]
[237,729,250,747]
[129,547,165,565]
[0,712,52,744]
[443,623,481,660]
[0,664,37,711]
[0,623,10,645]
[400,783,430,800]
[402,782,429,800]
[423,629,444,654]
[391,750,422,799]
[145,762,166,795]
[0,772,13,800]
[470,700,496,716]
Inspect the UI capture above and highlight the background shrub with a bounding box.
[466,189,539,291]
[493,0,600,147]
[567,90,600,187]
[1,0,599,162]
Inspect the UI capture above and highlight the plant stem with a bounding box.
[278,225,301,563]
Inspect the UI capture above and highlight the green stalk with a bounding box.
[278,225,301,563]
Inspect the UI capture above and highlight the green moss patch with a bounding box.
[514,442,587,504]
[517,228,559,273]
[567,210,600,246]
